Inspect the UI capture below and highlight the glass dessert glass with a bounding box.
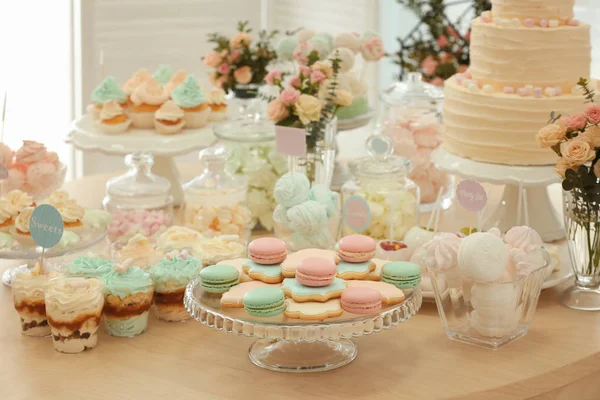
[428,251,550,350]
[12,271,50,337]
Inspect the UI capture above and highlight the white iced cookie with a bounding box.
[458,232,508,282]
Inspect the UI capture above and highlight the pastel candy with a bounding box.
[533,87,543,98]
[503,86,515,94]
[287,200,328,234]
[273,173,310,208]
[524,18,534,28]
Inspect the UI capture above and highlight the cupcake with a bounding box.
[11,206,35,245]
[67,253,113,278]
[6,189,33,213]
[102,260,154,337]
[45,190,85,232]
[163,69,187,98]
[0,198,19,232]
[129,77,168,129]
[89,76,128,119]
[171,75,210,128]
[121,68,153,100]
[153,64,173,86]
[207,88,228,121]
[154,100,185,135]
[97,100,131,134]
[12,263,50,337]
[157,225,203,252]
[118,233,161,269]
[149,250,201,321]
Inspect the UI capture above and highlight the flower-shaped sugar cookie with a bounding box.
[242,260,283,284]
[336,260,376,280]
[220,281,281,308]
[281,277,346,302]
[346,281,405,305]
[281,249,340,277]
[284,298,342,320]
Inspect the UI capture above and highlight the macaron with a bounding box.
[243,286,286,317]
[248,237,287,265]
[340,287,382,314]
[199,264,240,293]
[381,261,422,289]
[338,234,376,263]
[296,257,337,287]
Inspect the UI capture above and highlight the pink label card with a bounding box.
[343,196,371,233]
[275,126,306,157]
[456,180,487,212]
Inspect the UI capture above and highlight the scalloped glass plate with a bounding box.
[184,278,422,372]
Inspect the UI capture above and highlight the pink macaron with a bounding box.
[338,234,376,263]
[248,237,287,265]
[295,257,337,287]
[341,287,382,314]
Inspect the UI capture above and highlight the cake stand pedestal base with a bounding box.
[432,148,564,241]
[248,339,357,373]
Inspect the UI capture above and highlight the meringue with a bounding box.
[422,233,462,272]
[458,232,509,282]
[504,226,543,252]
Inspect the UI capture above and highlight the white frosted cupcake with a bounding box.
[171,75,210,128]
[10,206,36,245]
[121,68,153,100]
[207,88,228,121]
[97,100,131,134]
[45,190,86,233]
[129,78,169,129]
[154,100,185,135]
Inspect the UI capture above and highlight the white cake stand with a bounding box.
[432,148,564,241]
[67,115,218,205]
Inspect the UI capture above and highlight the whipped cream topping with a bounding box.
[206,88,226,105]
[15,206,34,233]
[155,100,184,122]
[163,69,187,96]
[122,69,153,95]
[45,190,70,208]
[119,234,159,268]
[423,233,462,272]
[157,226,202,251]
[195,234,246,265]
[0,198,18,223]
[44,190,85,223]
[45,277,105,318]
[130,78,168,106]
[6,190,33,214]
[15,141,47,164]
[99,100,125,121]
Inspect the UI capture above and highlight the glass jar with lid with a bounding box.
[380,72,452,212]
[213,119,287,232]
[341,136,419,243]
[182,146,251,241]
[103,152,174,245]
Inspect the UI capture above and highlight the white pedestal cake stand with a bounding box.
[67,115,218,206]
[184,278,421,373]
[432,148,564,241]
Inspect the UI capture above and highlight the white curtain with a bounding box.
[574,0,600,78]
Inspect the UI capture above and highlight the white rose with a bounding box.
[294,94,323,125]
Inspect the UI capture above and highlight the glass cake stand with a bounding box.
[184,278,422,373]
[1,224,108,286]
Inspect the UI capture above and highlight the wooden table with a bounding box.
[2,166,600,400]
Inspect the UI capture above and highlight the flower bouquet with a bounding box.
[536,78,600,310]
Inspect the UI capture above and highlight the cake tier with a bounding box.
[469,18,590,91]
[491,0,575,21]
[443,76,586,166]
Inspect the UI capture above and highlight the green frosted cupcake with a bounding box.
[153,64,173,86]
[67,254,114,279]
[91,76,127,106]
[103,263,154,337]
[171,75,210,128]
[149,252,201,321]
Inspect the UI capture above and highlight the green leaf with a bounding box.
[562,179,574,191]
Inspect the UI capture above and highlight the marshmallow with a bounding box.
[524,18,535,28]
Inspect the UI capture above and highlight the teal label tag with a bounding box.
[343,196,371,232]
[30,205,64,248]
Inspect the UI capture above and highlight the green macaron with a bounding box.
[199,264,240,293]
[381,261,421,289]
[243,286,286,317]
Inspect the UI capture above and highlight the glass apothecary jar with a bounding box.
[182,146,251,241]
[380,72,452,212]
[341,136,419,242]
[103,153,174,246]
[213,119,287,232]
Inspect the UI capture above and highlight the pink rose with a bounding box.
[437,35,449,48]
[289,75,301,88]
[447,27,460,39]
[204,51,223,68]
[217,64,231,75]
[265,69,282,85]
[228,51,241,63]
[560,137,596,166]
[230,32,252,50]
[421,58,438,75]
[585,104,600,124]
[310,70,326,84]
[565,113,588,131]
[554,158,574,178]
[266,99,289,123]
[299,65,312,77]
[581,126,600,147]
[233,66,252,84]
[431,77,444,87]
[280,88,300,105]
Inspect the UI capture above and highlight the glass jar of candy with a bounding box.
[341,136,419,242]
[182,146,251,241]
[213,119,287,232]
[380,72,452,212]
[103,152,174,246]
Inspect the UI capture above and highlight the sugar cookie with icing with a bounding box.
[336,260,375,280]
[346,281,405,305]
[281,248,339,277]
[242,260,283,283]
[220,281,281,308]
[217,258,252,282]
[281,277,346,302]
[284,298,343,320]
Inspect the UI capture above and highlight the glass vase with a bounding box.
[562,189,600,311]
[229,83,265,120]
[287,118,337,188]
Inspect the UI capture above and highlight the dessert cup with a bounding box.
[45,276,105,353]
[12,272,50,337]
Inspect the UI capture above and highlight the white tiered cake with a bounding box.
[443,0,592,165]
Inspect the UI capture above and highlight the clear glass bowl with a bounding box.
[428,251,550,350]
[184,278,422,372]
[3,163,67,202]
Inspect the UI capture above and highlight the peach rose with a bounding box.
[311,61,333,78]
[334,89,353,107]
[437,35,449,48]
[560,137,596,166]
[266,99,289,123]
[228,51,241,64]
[536,123,566,148]
[230,32,252,50]
[586,104,600,125]
[294,94,323,125]
[204,51,223,68]
[565,114,588,131]
[580,125,600,148]
[554,158,574,178]
[233,66,252,84]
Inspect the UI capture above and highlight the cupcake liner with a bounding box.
[183,108,210,129]
[208,108,228,122]
[97,118,132,134]
[129,111,155,129]
[154,119,186,135]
